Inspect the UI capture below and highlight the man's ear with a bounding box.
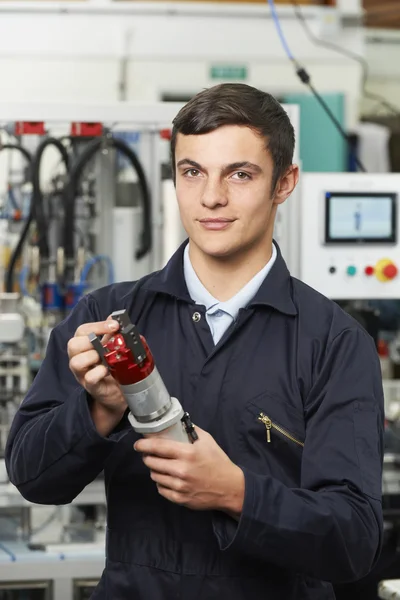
[273,165,299,206]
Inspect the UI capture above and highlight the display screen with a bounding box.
[325,192,397,244]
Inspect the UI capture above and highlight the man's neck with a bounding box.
[188,242,274,302]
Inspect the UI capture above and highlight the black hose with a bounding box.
[31,137,70,260]
[2,144,32,293]
[63,136,151,269]
[0,144,31,164]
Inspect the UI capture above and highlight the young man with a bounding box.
[5,84,384,600]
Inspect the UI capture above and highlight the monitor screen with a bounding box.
[325,192,397,244]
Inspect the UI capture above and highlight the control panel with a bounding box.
[300,173,400,300]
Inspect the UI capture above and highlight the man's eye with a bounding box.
[232,172,251,180]
[184,169,200,177]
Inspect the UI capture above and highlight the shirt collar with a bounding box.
[183,244,219,311]
[183,243,277,320]
[142,240,297,316]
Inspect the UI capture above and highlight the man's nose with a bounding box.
[201,179,228,209]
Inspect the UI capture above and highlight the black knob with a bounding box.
[329,266,336,274]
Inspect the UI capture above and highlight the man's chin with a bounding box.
[196,242,237,260]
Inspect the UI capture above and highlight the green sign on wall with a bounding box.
[210,65,248,80]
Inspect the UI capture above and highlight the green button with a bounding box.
[347,265,357,276]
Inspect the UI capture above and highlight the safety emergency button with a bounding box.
[375,259,398,282]
[383,264,398,279]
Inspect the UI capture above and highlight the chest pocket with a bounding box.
[236,391,305,488]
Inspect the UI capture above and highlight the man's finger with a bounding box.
[142,455,180,476]
[84,364,109,386]
[69,349,102,372]
[75,320,119,338]
[156,485,186,506]
[101,314,120,344]
[134,437,189,459]
[150,471,187,492]
[68,336,95,358]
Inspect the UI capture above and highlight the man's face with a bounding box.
[175,125,291,260]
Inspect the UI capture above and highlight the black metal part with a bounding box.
[110,309,147,365]
[110,309,131,329]
[181,412,198,443]
[88,332,109,368]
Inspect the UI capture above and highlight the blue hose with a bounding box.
[79,254,115,286]
[18,265,32,297]
[0,541,16,561]
[267,0,295,62]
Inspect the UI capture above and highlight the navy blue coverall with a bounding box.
[5,242,384,599]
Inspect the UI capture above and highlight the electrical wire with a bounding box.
[267,0,296,62]
[63,135,152,281]
[267,0,367,173]
[0,143,31,165]
[3,145,32,293]
[31,137,70,261]
[5,138,70,292]
[290,0,400,118]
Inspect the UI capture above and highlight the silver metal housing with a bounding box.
[120,366,171,423]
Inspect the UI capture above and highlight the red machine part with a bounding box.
[103,333,154,386]
[70,122,103,137]
[14,122,46,136]
[160,129,171,141]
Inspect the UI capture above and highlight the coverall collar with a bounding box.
[143,240,298,316]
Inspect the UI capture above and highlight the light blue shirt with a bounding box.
[183,243,277,344]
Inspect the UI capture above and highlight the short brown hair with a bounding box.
[170,83,295,192]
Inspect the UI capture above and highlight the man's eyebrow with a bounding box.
[176,159,203,170]
[223,161,262,174]
[176,159,262,174]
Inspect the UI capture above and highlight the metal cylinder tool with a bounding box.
[89,309,197,443]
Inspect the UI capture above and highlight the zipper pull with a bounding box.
[258,413,272,443]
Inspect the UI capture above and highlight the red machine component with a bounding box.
[70,122,103,137]
[160,129,172,141]
[88,310,155,387]
[14,122,46,136]
[102,333,154,386]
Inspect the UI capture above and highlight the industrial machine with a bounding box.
[299,171,400,417]
[300,173,400,302]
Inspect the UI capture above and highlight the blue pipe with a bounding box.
[79,254,115,286]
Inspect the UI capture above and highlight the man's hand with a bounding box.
[67,317,127,436]
[134,426,245,518]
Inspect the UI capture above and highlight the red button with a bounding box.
[365,266,374,276]
[383,263,398,279]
